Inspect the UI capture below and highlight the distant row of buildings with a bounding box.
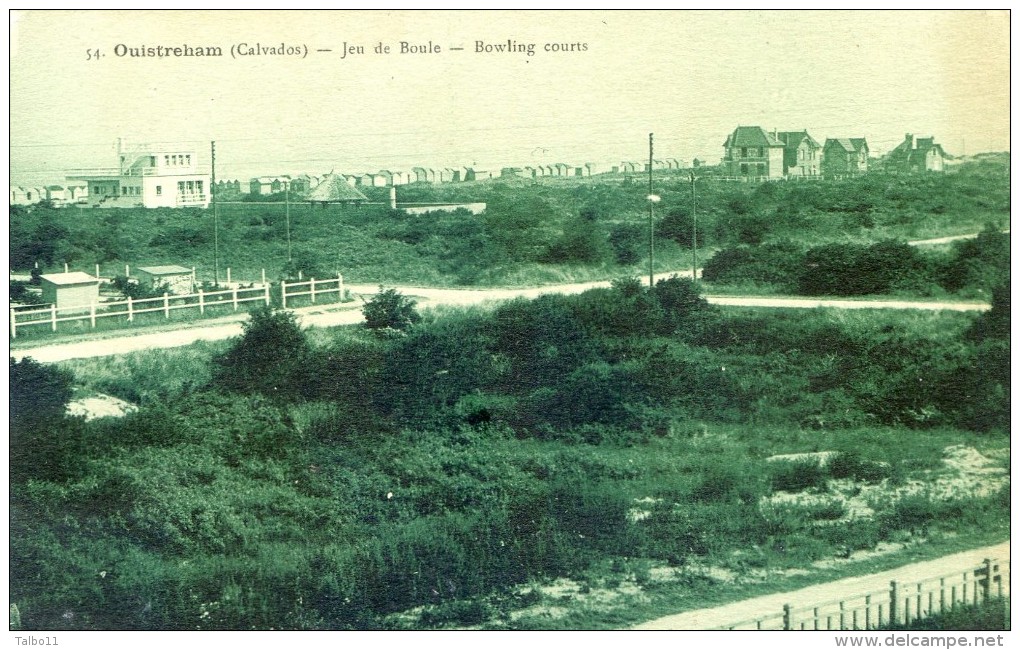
[238,159,689,197]
[722,128,949,180]
[10,131,952,208]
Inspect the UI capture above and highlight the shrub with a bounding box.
[701,240,802,289]
[213,306,313,400]
[362,288,421,331]
[10,356,73,431]
[768,459,829,492]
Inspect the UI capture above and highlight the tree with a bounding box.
[362,288,421,331]
[213,306,313,399]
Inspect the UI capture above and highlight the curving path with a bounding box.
[633,541,1009,630]
[12,274,990,364]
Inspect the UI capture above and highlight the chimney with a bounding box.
[905,133,914,149]
[389,186,397,210]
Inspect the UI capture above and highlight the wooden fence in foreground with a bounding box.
[720,557,1008,631]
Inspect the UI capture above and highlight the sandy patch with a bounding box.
[66,394,138,421]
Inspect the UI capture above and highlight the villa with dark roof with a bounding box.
[777,131,822,177]
[822,138,870,177]
[722,126,786,179]
[884,134,949,173]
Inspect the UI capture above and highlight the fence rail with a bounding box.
[720,557,1007,631]
[280,275,344,309]
[10,284,271,338]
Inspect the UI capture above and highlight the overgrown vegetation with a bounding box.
[11,273,1009,630]
[702,225,1008,299]
[9,156,1009,289]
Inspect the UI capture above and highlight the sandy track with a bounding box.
[12,276,989,363]
[633,541,1009,630]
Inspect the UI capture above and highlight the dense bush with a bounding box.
[213,306,313,400]
[362,288,421,331]
[701,240,802,289]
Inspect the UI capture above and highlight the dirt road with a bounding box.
[632,541,1009,630]
[12,276,990,363]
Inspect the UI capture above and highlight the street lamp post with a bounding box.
[647,193,661,288]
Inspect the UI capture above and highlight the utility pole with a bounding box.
[648,132,654,288]
[211,140,220,286]
[690,171,698,285]
[285,180,292,262]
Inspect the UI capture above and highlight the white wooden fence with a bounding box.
[720,557,1008,631]
[280,275,345,309]
[10,284,271,338]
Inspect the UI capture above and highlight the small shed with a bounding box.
[40,272,100,312]
[136,265,195,295]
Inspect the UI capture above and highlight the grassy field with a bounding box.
[12,284,1005,631]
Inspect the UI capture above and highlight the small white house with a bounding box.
[40,272,100,312]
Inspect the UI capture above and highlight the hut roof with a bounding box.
[306,173,369,203]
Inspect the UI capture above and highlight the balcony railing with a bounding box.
[176,194,208,206]
[67,167,208,178]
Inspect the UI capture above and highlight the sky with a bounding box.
[8,9,1011,186]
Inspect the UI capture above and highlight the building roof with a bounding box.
[137,265,193,276]
[777,131,821,149]
[40,272,98,286]
[724,126,784,148]
[825,137,870,154]
[306,172,369,202]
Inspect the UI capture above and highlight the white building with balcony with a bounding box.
[67,140,210,209]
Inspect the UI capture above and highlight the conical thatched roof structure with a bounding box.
[306,172,369,204]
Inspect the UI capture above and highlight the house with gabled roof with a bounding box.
[777,131,822,177]
[884,134,949,172]
[822,138,870,177]
[723,126,786,179]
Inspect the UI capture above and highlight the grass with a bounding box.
[13,281,1008,630]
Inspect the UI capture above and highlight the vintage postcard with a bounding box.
[7,9,1011,645]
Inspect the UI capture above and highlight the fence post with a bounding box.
[310,277,316,303]
[226,267,231,284]
[281,280,288,309]
[51,304,57,331]
[982,559,993,602]
[261,268,266,285]
[10,307,16,339]
[90,302,96,328]
[889,581,899,625]
[264,282,270,306]
[198,289,205,314]
[232,286,238,311]
[127,296,133,322]
[866,595,872,629]
[125,264,130,277]
[298,270,303,281]
[916,583,922,619]
[96,263,100,279]
[338,273,344,301]
[940,578,946,613]
[839,600,845,630]
[782,604,792,631]
[164,293,170,318]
